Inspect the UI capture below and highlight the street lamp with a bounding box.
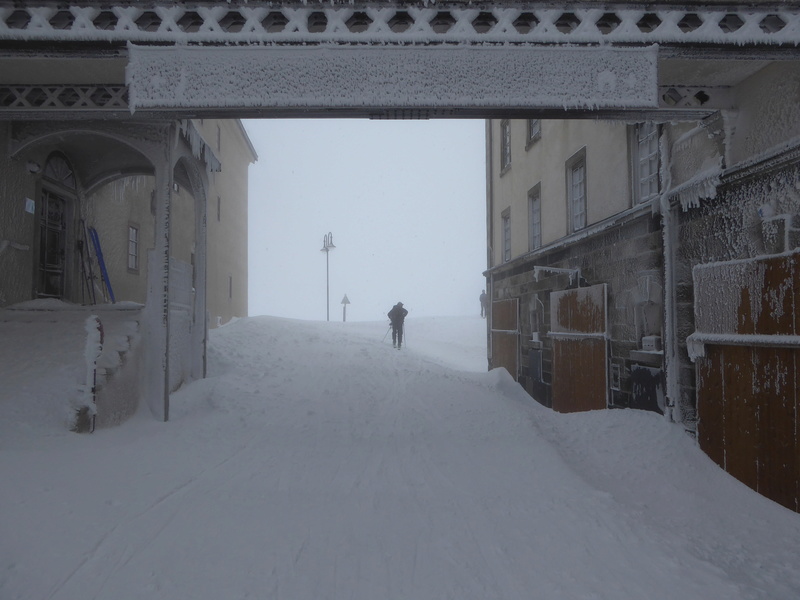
[320,232,335,321]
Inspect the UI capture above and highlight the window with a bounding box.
[501,208,511,263]
[567,149,587,232]
[216,124,222,152]
[635,122,660,203]
[526,119,541,147]
[127,225,139,271]
[500,119,511,171]
[528,184,542,251]
[611,363,622,391]
[43,153,76,190]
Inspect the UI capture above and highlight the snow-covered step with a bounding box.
[0,299,143,431]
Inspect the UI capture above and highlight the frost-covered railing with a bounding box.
[0,86,127,112]
[0,3,798,47]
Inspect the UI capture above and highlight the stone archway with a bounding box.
[6,119,217,422]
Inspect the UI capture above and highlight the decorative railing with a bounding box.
[0,3,797,46]
[0,85,127,111]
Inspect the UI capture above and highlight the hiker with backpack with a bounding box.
[387,302,408,349]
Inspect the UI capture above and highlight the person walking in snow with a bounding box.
[480,290,488,318]
[387,302,408,349]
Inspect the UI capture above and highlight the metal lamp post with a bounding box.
[320,232,335,321]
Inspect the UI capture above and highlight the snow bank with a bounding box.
[2,314,800,600]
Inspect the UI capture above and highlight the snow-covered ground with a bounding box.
[2,313,800,600]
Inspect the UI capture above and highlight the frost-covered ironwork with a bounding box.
[0,2,797,46]
[126,44,659,113]
[0,2,795,117]
[0,85,127,111]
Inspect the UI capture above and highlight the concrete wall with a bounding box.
[87,175,196,305]
[488,119,631,267]
[196,120,255,327]
[87,176,154,304]
[81,120,254,327]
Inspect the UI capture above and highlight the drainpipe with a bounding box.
[660,129,681,424]
[148,126,174,423]
[485,119,494,369]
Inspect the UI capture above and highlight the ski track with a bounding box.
[3,316,800,600]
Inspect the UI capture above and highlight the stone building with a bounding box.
[485,62,800,512]
[485,119,664,414]
[0,116,256,426]
[80,119,256,327]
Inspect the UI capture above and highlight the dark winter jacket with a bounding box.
[388,304,408,326]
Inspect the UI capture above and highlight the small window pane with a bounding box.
[527,119,541,145]
[500,120,511,170]
[128,225,139,271]
[529,187,541,250]
[637,122,659,203]
[570,161,586,231]
[502,210,511,262]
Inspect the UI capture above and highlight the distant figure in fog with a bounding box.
[387,302,408,349]
[480,290,488,318]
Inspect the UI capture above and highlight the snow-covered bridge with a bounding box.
[0,1,798,119]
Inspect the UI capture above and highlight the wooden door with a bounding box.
[550,284,608,413]
[692,251,799,512]
[37,189,68,299]
[491,298,519,379]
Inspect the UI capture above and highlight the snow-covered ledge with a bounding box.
[687,332,800,361]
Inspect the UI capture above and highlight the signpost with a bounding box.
[341,294,350,322]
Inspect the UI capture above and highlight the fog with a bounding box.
[245,119,487,322]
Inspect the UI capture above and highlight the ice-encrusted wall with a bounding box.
[663,62,800,429]
[677,165,800,266]
[692,252,797,339]
[729,63,800,168]
[673,161,800,429]
[666,118,725,211]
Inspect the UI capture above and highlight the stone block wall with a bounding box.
[490,207,664,410]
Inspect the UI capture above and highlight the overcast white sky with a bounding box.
[244,119,487,322]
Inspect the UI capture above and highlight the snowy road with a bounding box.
[2,316,800,600]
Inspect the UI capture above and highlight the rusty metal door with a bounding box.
[550,284,608,413]
[491,298,519,379]
[691,251,799,512]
